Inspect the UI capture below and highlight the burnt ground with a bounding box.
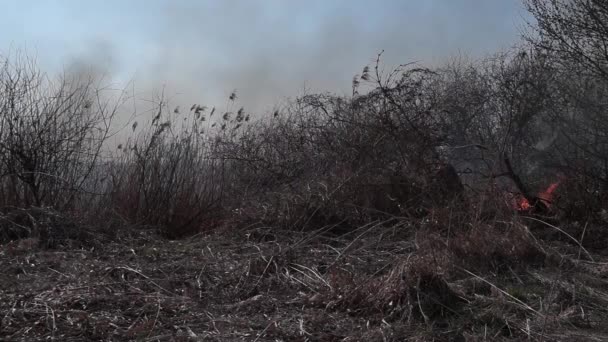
[1,221,608,341]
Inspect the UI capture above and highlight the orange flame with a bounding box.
[538,181,561,207]
[512,179,562,211]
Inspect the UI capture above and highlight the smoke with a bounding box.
[3,1,527,118]
[94,0,524,118]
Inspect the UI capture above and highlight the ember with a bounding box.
[515,196,531,211]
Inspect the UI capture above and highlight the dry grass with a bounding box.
[2,217,608,341]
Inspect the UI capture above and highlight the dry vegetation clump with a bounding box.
[448,221,546,271]
[104,101,231,238]
[0,206,95,249]
[324,250,462,321]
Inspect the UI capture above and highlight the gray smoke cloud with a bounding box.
[13,0,528,119]
[108,0,527,117]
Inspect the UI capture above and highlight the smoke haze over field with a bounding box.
[0,0,527,115]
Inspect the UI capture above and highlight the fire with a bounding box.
[515,196,531,211]
[511,179,562,211]
[538,181,561,207]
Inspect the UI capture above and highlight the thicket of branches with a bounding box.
[0,55,122,211]
[1,0,608,241]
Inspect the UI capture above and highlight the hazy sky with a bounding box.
[0,0,528,114]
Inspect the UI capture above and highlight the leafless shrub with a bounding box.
[524,0,608,82]
[213,59,460,231]
[0,53,122,212]
[523,0,608,215]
